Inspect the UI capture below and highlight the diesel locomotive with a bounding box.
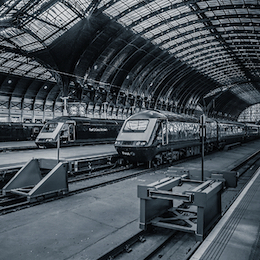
[35,116,124,148]
[114,110,260,165]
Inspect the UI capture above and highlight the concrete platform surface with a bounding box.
[1,139,260,260]
[0,143,116,168]
[0,141,36,149]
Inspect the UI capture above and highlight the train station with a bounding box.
[0,1,260,259]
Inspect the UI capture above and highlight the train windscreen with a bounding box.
[123,120,149,132]
[41,123,58,133]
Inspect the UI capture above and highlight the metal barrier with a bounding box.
[166,166,237,188]
[66,154,120,174]
[2,158,68,201]
[138,174,223,241]
[1,153,120,202]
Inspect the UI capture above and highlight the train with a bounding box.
[0,122,43,142]
[114,110,260,166]
[35,116,124,148]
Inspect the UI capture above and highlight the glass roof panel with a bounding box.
[126,10,142,23]
[14,0,31,10]
[27,19,55,39]
[98,0,113,8]
[40,2,74,27]
[140,16,162,29]
[45,18,81,46]
[196,1,209,9]
[0,0,86,53]
[0,51,56,81]
[134,19,154,31]
[10,33,39,50]
[134,6,153,17]
[23,42,44,52]
[18,63,35,71]
[3,59,20,68]
[118,16,134,27]
[70,0,92,12]
[185,31,210,40]
[166,6,190,17]
[0,39,15,48]
[24,1,80,47]
[156,0,181,8]
[29,67,47,75]
[152,34,170,44]
[0,27,22,39]
[105,2,131,17]
[206,1,222,8]
[119,3,192,29]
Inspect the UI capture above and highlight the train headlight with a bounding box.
[135,141,147,146]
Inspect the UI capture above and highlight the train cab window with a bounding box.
[41,123,58,133]
[123,120,149,132]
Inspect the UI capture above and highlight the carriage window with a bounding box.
[41,123,58,133]
[123,120,149,132]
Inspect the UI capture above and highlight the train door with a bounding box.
[60,121,75,143]
[67,121,75,142]
[161,120,168,145]
[152,120,168,146]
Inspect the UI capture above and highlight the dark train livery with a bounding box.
[0,122,43,142]
[114,110,260,165]
[35,116,124,148]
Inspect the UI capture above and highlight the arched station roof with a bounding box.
[0,0,260,120]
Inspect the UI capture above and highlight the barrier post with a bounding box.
[200,115,206,181]
[57,133,60,163]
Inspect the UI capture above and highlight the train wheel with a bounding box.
[152,154,162,167]
[151,159,156,167]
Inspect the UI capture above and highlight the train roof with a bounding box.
[215,118,245,126]
[128,110,199,123]
[46,116,123,124]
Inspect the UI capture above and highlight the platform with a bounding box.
[191,166,260,260]
[0,143,117,169]
[0,141,37,152]
[1,139,260,260]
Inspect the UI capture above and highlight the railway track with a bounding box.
[0,194,29,214]
[1,146,260,219]
[0,149,202,215]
